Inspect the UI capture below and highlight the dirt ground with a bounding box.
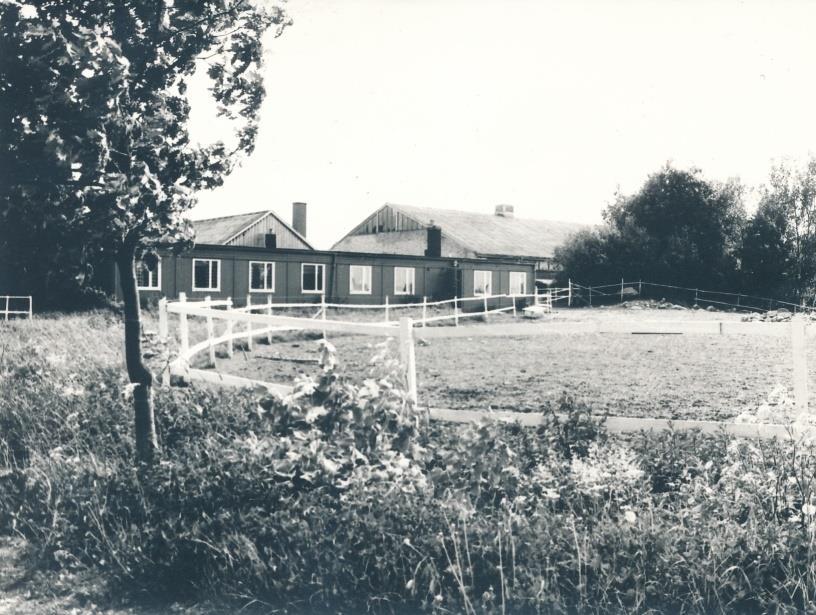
[208,306,807,421]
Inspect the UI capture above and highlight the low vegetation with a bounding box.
[4,314,816,613]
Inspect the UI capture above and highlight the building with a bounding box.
[115,202,536,309]
[331,203,588,282]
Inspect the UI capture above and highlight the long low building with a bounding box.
[332,203,588,282]
[110,203,537,308]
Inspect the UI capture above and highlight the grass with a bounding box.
[6,307,816,613]
[215,307,803,422]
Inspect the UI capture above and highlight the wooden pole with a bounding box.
[568,279,572,307]
[483,293,489,322]
[158,297,169,387]
[225,297,234,358]
[205,295,216,367]
[266,293,273,344]
[534,285,539,307]
[28,296,32,320]
[422,296,427,328]
[178,292,189,358]
[399,317,418,406]
[246,293,253,351]
[158,298,168,342]
[4,296,8,321]
[512,294,517,317]
[589,286,592,307]
[385,295,390,323]
[320,292,327,338]
[792,318,809,416]
[638,280,642,297]
[454,296,459,327]
[620,278,624,303]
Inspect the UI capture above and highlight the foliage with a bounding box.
[8,319,816,612]
[738,157,816,301]
[0,0,290,305]
[556,165,746,289]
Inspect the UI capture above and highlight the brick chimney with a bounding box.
[292,202,307,237]
[425,224,442,258]
[495,204,514,218]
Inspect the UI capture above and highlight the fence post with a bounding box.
[28,296,32,320]
[321,292,327,321]
[205,295,216,367]
[246,293,253,351]
[695,288,699,305]
[4,296,8,321]
[512,294,517,317]
[454,296,459,327]
[534,285,539,307]
[399,317,418,406]
[266,293,273,344]
[178,292,189,358]
[483,294,489,322]
[568,279,572,307]
[589,286,592,307]
[385,295,390,323]
[792,318,809,416]
[225,297,234,358]
[638,280,642,297]
[158,297,169,387]
[620,278,624,303]
[422,296,427,328]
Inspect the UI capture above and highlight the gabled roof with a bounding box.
[361,203,588,259]
[192,210,313,248]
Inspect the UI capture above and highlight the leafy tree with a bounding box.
[739,200,792,298]
[556,166,745,290]
[742,158,816,300]
[0,1,290,462]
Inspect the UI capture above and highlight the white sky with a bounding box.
[189,0,816,249]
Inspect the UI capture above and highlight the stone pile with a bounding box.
[741,308,793,322]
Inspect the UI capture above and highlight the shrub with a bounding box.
[8,320,816,613]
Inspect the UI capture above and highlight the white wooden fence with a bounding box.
[0,296,32,320]
[158,295,816,440]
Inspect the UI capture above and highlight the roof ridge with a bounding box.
[190,209,271,223]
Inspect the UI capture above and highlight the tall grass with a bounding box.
[4,313,816,612]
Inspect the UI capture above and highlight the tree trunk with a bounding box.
[116,247,158,464]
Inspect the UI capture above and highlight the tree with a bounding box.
[739,200,792,298]
[0,1,290,463]
[556,165,745,290]
[742,158,816,300]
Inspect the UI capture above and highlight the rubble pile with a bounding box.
[741,308,793,322]
[620,299,687,311]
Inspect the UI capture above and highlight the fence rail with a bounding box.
[158,294,814,439]
[1,295,32,320]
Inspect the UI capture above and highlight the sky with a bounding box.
[189,0,816,249]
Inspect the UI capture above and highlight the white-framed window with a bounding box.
[509,271,527,295]
[473,270,492,296]
[192,258,220,292]
[302,263,325,293]
[349,265,372,295]
[249,261,275,293]
[394,267,416,295]
[136,258,161,290]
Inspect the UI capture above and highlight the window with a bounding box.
[193,258,220,291]
[349,265,372,294]
[474,270,492,296]
[249,261,275,292]
[136,258,161,290]
[509,271,527,295]
[302,263,325,293]
[394,267,416,295]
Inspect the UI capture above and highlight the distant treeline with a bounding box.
[555,159,816,304]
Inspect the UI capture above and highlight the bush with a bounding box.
[6,321,816,613]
